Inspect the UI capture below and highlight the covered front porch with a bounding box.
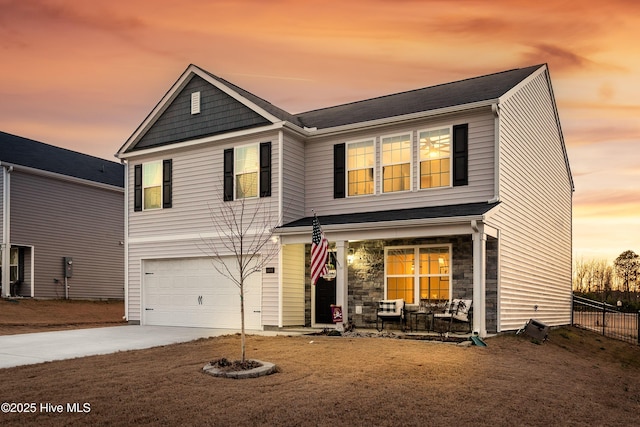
[275,203,500,338]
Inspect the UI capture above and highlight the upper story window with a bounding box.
[333,123,467,199]
[143,161,163,209]
[235,144,259,199]
[223,141,271,201]
[347,140,374,196]
[419,127,451,189]
[134,160,172,212]
[381,133,411,193]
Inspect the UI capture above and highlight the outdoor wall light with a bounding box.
[347,248,355,264]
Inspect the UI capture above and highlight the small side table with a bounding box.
[409,311,432,332]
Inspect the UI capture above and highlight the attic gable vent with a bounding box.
[191,91,201,115]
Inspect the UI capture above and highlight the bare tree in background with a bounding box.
[614,250,640,298]
[574,258,614,294]
[200,194,280,363]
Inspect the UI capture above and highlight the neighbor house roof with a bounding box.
[280,201,500,229]
[0,131,124,187]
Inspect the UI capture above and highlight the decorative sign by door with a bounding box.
[330,305,343,323]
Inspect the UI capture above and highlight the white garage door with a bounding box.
[142,257,261,329]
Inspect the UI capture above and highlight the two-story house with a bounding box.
[1,131,125,299]
[117,63,573,337]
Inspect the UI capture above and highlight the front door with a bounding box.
[314,277,336,324]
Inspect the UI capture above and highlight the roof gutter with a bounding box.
[275,213,489,236]
[0,162,123,193]
[306,99,496,138]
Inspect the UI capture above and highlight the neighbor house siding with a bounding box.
[281,244,305,326]
[491,70,573,331]
[304,110,496,216]
[0,170,4,243]
[10,171,124,299]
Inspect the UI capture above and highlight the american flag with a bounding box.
[311,214,328,285]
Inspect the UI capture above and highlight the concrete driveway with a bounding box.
[0,325,297,369]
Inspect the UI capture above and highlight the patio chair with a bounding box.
[432,299,472,333]
[376,299,405,332]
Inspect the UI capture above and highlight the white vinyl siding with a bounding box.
[281,132,305,224]
[127,130,281,325]
[491,70,573,331]
[304,111,496,216]
[281,244,305,326]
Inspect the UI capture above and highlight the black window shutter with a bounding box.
[223,148,234,201]
[334,143,346,198]
[453,124,469,187]
[259,141,272,197]
[134,164,142,211]
[162,159,172,209]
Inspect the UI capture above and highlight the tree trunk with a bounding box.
[240,281,246,363]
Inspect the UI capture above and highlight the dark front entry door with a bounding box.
[314,277,336,324]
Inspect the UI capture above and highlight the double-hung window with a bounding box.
[347,140,374,196]
[134,160,172,212]
[223,142,271,201]
[235,144,259,199]
[419,127,451,189]
[382,133,412,193]
[142,161,163,210]
[385,245,451,304]
[418,247,450,301]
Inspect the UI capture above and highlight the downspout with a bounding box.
[490,103,501,203]
[277,130,284,328]
[122,159,129,322]
[1,164,13,298]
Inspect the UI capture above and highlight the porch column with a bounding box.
[472,226,487,337]
[335,240,349,328]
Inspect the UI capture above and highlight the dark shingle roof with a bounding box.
[198,67,305,127]
[0,131,124,187]
[280,202,499,229]
[296,65,542,129]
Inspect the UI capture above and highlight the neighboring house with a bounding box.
[117,63,573,337]
[1,132,124,299]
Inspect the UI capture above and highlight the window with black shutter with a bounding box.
[453,124,469,187]
[259,141,271,197]
[223,148,234,201]
[334,143,345,198]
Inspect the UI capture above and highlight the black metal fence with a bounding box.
[572,295,639,345]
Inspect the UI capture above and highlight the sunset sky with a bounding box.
[1,0,638,263]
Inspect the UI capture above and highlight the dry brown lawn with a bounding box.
[1,299,639,426]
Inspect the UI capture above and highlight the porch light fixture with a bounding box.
[347,248,355,264]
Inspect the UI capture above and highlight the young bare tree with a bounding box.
[200,193,280,363]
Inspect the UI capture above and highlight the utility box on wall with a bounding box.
[63,257,73,278]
